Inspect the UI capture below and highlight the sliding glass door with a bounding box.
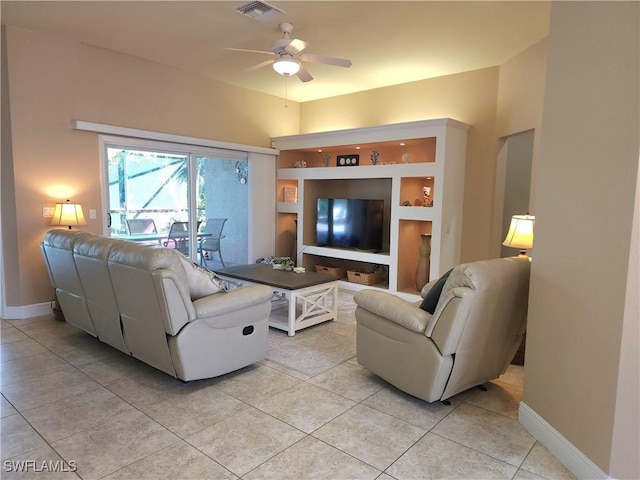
[104,139,248,266]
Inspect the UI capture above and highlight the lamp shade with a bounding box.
[502,214,535,253]
[51,200,87,229]
[273,56,300,76]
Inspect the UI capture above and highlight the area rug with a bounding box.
[265,292,358,377]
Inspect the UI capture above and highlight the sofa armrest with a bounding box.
[354,290,432,333]
[192,285,272,318]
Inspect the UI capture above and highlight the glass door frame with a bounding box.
[100,135,248,263]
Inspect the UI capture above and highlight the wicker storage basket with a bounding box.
[315,265,345,278]
[347,270,383,286]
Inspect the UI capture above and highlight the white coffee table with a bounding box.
[215,264,338,336]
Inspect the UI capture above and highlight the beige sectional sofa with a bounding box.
[41,229,273,381]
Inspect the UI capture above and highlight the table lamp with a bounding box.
[50,200,87,230]
[502,213,535,257]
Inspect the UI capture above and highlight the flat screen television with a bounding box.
[316,198,384,251]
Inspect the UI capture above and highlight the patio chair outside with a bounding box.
[200,218,227,268]
[126,218,158,234]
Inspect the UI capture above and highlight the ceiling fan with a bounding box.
[226,22,352,82]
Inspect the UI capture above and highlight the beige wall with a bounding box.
[2,26,299,307]
[300,67,500,263]
[496,38,547,225]
[524,2,639,476]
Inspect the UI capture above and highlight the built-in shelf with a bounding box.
[273,118,469,297]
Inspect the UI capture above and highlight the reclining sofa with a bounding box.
[354,256,530,402]
[40,229,273,381]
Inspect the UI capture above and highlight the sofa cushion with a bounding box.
[178,255,228,300]
[419,269,453,314]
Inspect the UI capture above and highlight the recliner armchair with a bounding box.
[354,256,530,402]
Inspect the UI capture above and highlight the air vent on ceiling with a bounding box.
[234,1,285,20]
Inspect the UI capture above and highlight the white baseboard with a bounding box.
[519,402,612,480]
[2,302,52,320]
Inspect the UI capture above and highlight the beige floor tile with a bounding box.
[21,387,136,443]
[12,319,80,340]
[1,445,80,479]
[499,364,525,389]
[143,386,247,437]
[51,409,178,480]
[266,327,356,377]
[258,359,310,380]
[363,385,458,430]
[520,442,577,479]
[215,363,301,405]
[255,382,356,433]
[106,367,204,409]
[432,403,535,466]
[1,414,47,460]
[0,351,72,387]
[387,432,518,480]
[7,315,56,328]
[313,404,426,470]
[464,381,522,419]
[102,440,236,479]
[309,362,385,402]
[1,319,15,329]
[35,332,122,367]
[514,469,548,480]
[2,369,101,412]
[375,474,397,480]
[244,436,380,480]
[0,327,31,344]
[77,353,154,386]
[0,338,49,363]
[1,394,18,418]
[187,407,306,476]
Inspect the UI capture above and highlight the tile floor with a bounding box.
[0,293,576,480]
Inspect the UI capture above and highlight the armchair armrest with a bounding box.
[420,279,438,299]
[192,284,272,318]
[354,290,432,334]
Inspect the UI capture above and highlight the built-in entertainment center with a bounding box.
[272,118,469,299]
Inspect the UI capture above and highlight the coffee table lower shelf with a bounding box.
[215,264,338,336]
[267,282,338,336]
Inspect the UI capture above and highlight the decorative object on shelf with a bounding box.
[402,153,411,163]
[235,161,249,184]
[322,154,331,167]
[415,233,432,291]
[337,154,359,167]
[51,200,87,230]
[502,213,535,257]
[422,186,433,207]
[283,186,298,203]
[401,200,411,206]
[370,150,379,165]
[294,160,307,168]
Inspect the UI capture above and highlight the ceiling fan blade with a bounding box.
[225,47,275,56]
[296,65,313,83]
[245,58,275,72]
[299,53,352,68]
[285,38,309,56]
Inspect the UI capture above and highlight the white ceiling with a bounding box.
[1,1,551,103]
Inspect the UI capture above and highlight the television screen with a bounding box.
[316,198,384,251]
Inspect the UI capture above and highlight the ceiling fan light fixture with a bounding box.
[273,57,300,76]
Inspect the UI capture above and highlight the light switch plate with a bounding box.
[89,209,97,220]
[42,206,55,218]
